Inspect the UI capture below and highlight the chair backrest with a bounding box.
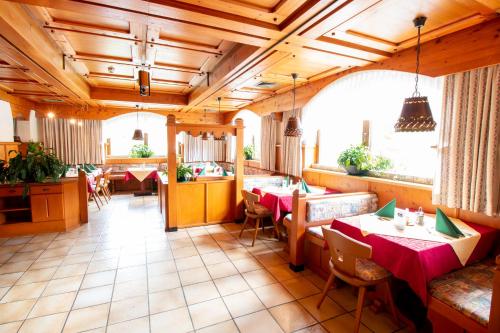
[94,173,102,190]
[103,170,111,183]
[241,189,260,214]
[322,226,372,277]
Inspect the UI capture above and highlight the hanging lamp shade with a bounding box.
[132,129,144,140]
[395,16,436,132]
[201,131,209,140]
[284,73,302,137]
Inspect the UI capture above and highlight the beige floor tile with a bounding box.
[269,301,317,333]
[234,309,284,333]
[170,238,194,250]
[183,281,220,305]
[73,284,113,309]
[61,253,93,266]
[206,262,238,279]
[149,287,186,314]
[0,300,36,324]
[189,298,231,329]
[0,261,32,275]
[223,290,264,317]
[112,279,147,301]
[148,272,180,293]
[201,251,229,266]
[255,252,286,268]
[267,264,303,281]
[18,312,67,333]
[42,275,84,297]
[359,305,402,333]
[175,255,204,271]
[87,259,119,274]
[232,258,262,273]
[16,267,57,285]
[178,266,211,286]
[28,291,76,318]
[299,294,345,322]
[281,277,321,299]
[0,321,23,332]
[147,260,177,276]
[53,263,88,279]
[150,307,193,333]
[0,272,23,288]
[196,319,238,333]
[242,269,277,288]
[81,270,116,289]
[253,283,294,308]
[115,265,147,283]
[327,286,358,312]
[107,316,149,333]
[0,281,47,303]
[321,313,371,333]
[30,257,64,270]
[172,246,198,259]
[223,248,251,261]
[147,250,173,263]
[295,323,329,333]
[63,303,110,333]
[118,254,146,268]
[213,274,250,296]
[109,295,149,324]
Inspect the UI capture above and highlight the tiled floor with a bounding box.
[0,194,407,332]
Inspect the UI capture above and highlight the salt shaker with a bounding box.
[417,207,425,226]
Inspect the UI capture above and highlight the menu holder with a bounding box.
[374,199,396,219]
[435,208,464,238]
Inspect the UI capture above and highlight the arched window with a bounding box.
[303,70,443,179]
[233,110,261,160]
[103,112,166,156]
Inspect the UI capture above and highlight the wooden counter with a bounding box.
[0,178,81,236]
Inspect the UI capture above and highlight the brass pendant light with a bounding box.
[217,97,226,141]
[201,108,210,140]
[395,16,436,132]
[132,106,144,140]
[284,73,303,137]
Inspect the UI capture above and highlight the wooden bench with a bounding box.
[284,190,378,271]
[428,255,500,333]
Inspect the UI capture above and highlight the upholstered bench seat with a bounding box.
[307,225,323,239]
[429,258,495,327]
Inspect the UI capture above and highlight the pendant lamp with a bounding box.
[395,16,436,132]
[201,109,210,141]
[284,73,303,137]
[132,108,144,140]
[217,97,226,141]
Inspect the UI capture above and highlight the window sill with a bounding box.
[304,167,433,191]
[105,156,168,164]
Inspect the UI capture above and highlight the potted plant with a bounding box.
[337,144,391,176]
[243,144,254,160]
[129,144,154,158]
[176,164,193,182]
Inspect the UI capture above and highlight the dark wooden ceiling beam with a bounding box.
[90,87,188,105]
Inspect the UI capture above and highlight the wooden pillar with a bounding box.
[78,170,88,224]
[289,189,307,271]
[235,118,244,219]
[166,115,178,231]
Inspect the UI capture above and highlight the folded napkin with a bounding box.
[301,180,312,193]
[198,168,206,176]
[222,169,228,176]
[285,176,290,187]
[436,208,464,238]
[374,199,396,218]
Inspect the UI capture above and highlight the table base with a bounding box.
[133,191,154,197]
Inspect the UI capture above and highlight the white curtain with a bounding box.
[433,64,500,216]
[225,134,234,163]
[41,118,103,164]
[183,132,226,162]
[281,108,303,176]
[261,114,277,171]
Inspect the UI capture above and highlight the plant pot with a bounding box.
[177,175,191,182]
[344,165,368,176]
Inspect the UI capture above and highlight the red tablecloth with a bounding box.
[330,216,498,304]
[253,187,341,222]
[124,170,158,182]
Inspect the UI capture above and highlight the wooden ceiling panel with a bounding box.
[155,48,210,69]
[151,69,193,85]
[149,83,187,93]
[47,8,131,33]
[82,62,134,78]
[90,78,136,90]
[63,33,133,59]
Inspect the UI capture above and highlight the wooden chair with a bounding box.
[239,190,276,246]
[317,226,398,333]
[87,174,101,210]
[94,173,107,204]
[101,169,112,200]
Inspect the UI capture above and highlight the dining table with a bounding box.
[329,215,498,304]
[253,185,340,222]
[124,167,158,196]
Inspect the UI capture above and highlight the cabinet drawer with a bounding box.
[31,194,64,222]
[30,185,62,195]
[0,187,24,197]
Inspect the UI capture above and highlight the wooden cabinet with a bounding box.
[31,194,64,222]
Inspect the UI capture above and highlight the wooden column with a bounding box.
[289,189,307,271]
[78,170,88,224]
[235,118,244,219]
[166,115,178,231]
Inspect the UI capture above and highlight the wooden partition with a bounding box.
[165,115,244,231]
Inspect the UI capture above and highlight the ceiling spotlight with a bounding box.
[69,118,76,124]
[78,121,83,127]
[107,66,115,74]
[47,112,55,119]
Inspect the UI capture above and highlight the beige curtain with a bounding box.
[183,132,226,162]
[225,134,234,163]
[433,64,500,216]
[261,114,277,171]
[41,118,103,164]
[281,108,303,177]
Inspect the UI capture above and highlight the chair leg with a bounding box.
[239,216,249,238]
[354,286,366,333]
[91,193,101,210]
[384,280,398,324]
[273,220,280,240]
[99,191,108,204]
[103,187,111,200]
[252,218,260,247]
[95,192,104,205]
[316,271,335,308]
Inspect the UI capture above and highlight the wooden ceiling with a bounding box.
[0,0,498,119]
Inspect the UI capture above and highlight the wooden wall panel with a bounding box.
[177,182,206,226]
[207,181,235,222]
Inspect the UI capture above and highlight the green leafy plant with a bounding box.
[2,142,65,185]
[129,144,154,158]
[176,164,193,182]
[243,144,254,160]
[337,144,392,175]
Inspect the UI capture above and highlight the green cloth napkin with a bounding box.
[198,168,206,176]
[374,199,396,218]
[435,208,464,238]
[301,180,312,193]
[285,176,290,187]
[88,164,96,171]
[82,164,92,173]
[222,169,228,176]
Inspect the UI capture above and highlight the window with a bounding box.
[233,110,261,160]
[103,112,167,156]
[303,70,443,179]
